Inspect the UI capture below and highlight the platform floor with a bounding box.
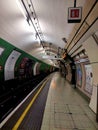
[41,72,98,130]
[0,72,98,130]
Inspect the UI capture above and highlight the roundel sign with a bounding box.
[68,7,82,23]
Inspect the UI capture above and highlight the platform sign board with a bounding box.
[68,7,82,23]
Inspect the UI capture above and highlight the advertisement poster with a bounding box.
[84,64,93,94]
[76,64,82,87]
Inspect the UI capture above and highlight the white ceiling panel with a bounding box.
[0,0,87,66]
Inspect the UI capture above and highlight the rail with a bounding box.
[96,84,98,122]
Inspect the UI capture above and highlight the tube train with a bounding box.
[0,38,55,122]
[0,38,55,82]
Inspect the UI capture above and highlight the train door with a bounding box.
[4,50,21,80]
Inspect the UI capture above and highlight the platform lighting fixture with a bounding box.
[28,0,44,41]
[48,43,52,56]
[62,37,67,43]
[17,0,45,49]
[16,0,27,19]
[57,47,61,57]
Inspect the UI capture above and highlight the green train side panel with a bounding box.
[0,38,52,81]
[40,63,51,73]
[0,38,15,81]
[14,54,36,79]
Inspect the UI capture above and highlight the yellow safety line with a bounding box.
[12,79,48,130]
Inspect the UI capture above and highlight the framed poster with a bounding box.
[76,64,82,87]
[84,64,93,94]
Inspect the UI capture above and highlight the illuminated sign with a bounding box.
[68,7,82,23]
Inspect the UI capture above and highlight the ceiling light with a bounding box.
[62,37,67,43]
[16,0,26,19]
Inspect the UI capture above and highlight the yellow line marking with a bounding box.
[12,79,48,130]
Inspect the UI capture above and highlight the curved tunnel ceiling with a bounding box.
[0,0,96,66]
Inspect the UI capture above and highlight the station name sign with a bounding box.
[68,7,82,23]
